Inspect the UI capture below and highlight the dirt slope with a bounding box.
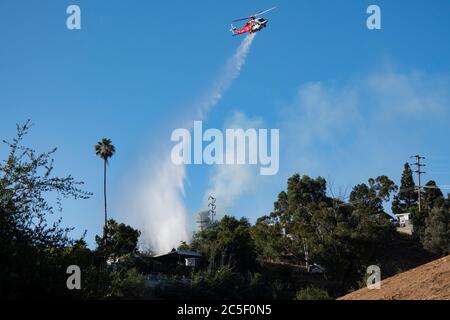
[339,255,450,300]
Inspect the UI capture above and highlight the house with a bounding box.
[395,213,413,235]
[149,249,202,274]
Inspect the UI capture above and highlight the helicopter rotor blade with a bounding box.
[232,17,250,22]
[232,7,276,23]
[254,6,277,17]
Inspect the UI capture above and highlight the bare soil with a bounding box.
[339,255,450,300]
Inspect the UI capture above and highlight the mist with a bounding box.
[203,112,263,216]
[196,33,256,119]
[121,34,257,254]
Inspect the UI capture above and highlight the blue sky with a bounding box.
[1,0,450,250]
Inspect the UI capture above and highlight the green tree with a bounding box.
[350,176,397,215]
[274,191,290,224]
[369,175,398,202]
[95,138,116,238]
[287,175,330,259]
[423,181,444,211]
[109,268,149,300]
[96,219,141,259]
[251,192,294,262]
[178,241,191,251]
[192,216,257,272]
[309,202,394,293]
[392,163,417,215]
[287,174,327,211]
[263,174,396,294]
[252,215,287,262]
[412,181,444,241]
[0,121,91,298]
[423,206,450,256]
[350,183,382,214]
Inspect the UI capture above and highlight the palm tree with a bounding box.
[95,138,116,239]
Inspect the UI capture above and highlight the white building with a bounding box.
[395,213,413,235]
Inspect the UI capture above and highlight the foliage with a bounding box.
[1,121,445,300]
[109,268,149,300]
[94,138,116,162]
[350,175,397,215]
[194,266,247,299]
[253,173,397,295]
[0,121,91,298]
[392,163,417,215]
[151,266,293,300]
[423,181,444,211]
[178,241,191,251]
[294,286,331,300]
[95,219,141,259]
[252,215,289,262]
[191,216,257,272]
[78,264,112,299]
[94,137,116,243]
[423,206,450,256]
[412,181,445,241]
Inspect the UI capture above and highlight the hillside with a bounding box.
[339,255,450,300]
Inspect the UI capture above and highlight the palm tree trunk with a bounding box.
[103,159,108,243]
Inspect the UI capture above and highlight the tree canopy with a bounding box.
[96,219,141,259]
[0,121,91,298]
[392,163,417,215]
[191,216,257,272]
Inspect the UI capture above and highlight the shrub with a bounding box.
[294,286,331,300]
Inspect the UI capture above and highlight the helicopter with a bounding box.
[230,7,277,36]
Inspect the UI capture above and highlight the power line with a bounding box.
[425,156,450,160]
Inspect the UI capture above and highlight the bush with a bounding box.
[294,287,331,300]
[423,207,450,256]
[109,268,149,300]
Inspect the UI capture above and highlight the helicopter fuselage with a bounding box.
[230,7,275,37]
[250,18,268,32]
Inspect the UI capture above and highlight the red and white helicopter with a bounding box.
[230,7,277,36]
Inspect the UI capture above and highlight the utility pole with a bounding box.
[410,155,426,212]
[302,238,309,271]
[208,195,217,224]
